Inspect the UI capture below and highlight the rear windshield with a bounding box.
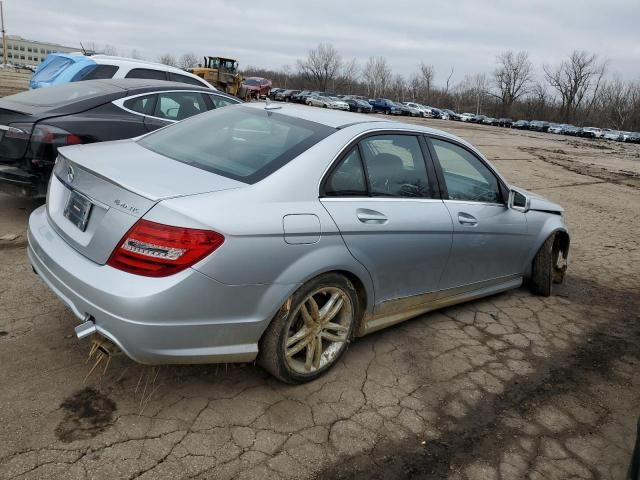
[138,106,335,183]
[31,56,74,83]
[5,81,118,107]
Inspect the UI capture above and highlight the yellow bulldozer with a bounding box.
[190,56,247,99]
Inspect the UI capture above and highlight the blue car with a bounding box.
[29,53,96,89]
[29,53,212,89]
[368,98,401,115]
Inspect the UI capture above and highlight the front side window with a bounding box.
[125,68,167,81]
[138,106,335,183]
[153,92,207,121]
[208,94,239,108]
[431,138,502,204]
[359,135,431,198]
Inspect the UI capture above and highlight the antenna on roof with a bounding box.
[264,98,281,110]
[79,41,87,55]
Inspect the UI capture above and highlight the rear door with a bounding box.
[321,133,453,310]
[427,136,529,290]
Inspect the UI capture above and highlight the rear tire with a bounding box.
[259,273,359,384]
[530,234,558,297]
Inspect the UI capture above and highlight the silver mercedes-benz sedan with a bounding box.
[27,103,570,383]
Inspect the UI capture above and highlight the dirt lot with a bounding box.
[0,119,639,480]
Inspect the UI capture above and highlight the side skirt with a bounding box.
[357,275,523,336]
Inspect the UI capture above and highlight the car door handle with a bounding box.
[356,209,388,224]
[458,212,478,226]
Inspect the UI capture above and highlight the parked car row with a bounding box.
[512,121,640,142]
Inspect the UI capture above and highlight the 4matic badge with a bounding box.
[113,199,140,214]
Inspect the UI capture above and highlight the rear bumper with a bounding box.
[0,165,46,198]
[27,205,295,365]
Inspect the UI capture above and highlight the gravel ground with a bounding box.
[0,119,638,480]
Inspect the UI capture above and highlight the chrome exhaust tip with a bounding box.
[75,315,96,339]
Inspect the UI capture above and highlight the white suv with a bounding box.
[30,54,215,90]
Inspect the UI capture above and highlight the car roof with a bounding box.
[74,78,213,93]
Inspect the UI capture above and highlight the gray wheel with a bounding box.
[259,273,358,383]
[531,234,561,296]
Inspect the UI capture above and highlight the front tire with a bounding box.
[530,234,561,297]
[259,273,358,383]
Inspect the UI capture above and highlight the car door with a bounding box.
[427,136,529,291]
[321,133,453,313]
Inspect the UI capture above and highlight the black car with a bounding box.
[268,88,285,100]
[0,79,241,198]
[497,118,513,127]
[512,120,530,130]
[275,89,299,102]
[626,132,640,144]
[341,96,373,113]
[470,115,486,123]
[529,120,551,132]
[291,90,311,103]
[563,126,580,136]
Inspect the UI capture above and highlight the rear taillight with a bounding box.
[107,219,224,277]
[6,123,84,164]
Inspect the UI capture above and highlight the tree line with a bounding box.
[241,43,639,131]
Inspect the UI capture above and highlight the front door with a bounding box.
[321,133,453,309]
[427,137,529,291]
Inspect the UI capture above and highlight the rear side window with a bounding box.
[125,68,167,81]
[167,72,205,87]
[325,148,367,196]
[138,106,335,183]
[123,95,156,115]
[71,64,119,81]
[82,64,119,80]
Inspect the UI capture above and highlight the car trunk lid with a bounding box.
[47,141,244,264]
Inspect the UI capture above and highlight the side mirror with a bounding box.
[508,189,530,213]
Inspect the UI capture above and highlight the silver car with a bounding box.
[27,103,570,383]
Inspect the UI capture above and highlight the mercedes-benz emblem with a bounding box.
[67,166,75,184]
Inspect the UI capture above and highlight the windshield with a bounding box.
[243,79,260,86]
[31,56,74,83]
[5,81,118,107]
[138,106,335,184]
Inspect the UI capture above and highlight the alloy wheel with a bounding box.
[284,287,353,374]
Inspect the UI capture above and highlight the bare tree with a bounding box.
[391,74,407,102]
[179,53,199,70]
[335,58,359,92]
[130,49,142,60]
[102,44,118,56]
[543,50,607,123]
[297,43,342,91]
[363,56,392,98]
[444,67,455,95]
[493,51,532,115]
[597,77,639,129]
[418,62,434,101]
[158,53,178,67]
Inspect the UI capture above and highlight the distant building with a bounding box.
[1,35,76,66]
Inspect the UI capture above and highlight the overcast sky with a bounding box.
[4,0,639,84]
